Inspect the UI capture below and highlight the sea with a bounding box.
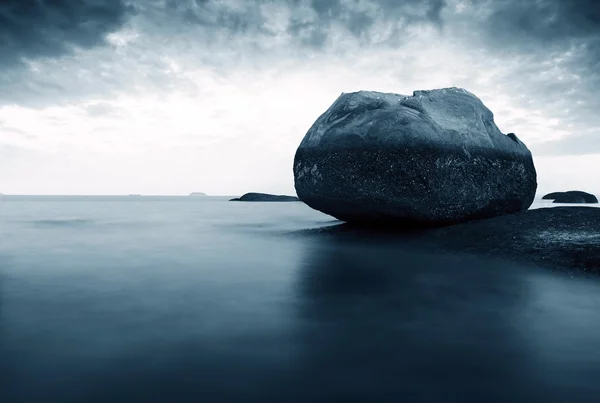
[1,195,600,403]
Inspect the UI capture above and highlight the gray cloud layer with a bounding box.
[483,0,600,41]
[0,0,451,106]
[475,0,600,78]
[2,0,600,195]
[144,0,448,49]
[1,0,599,157]
[2,0,599,66]
[0,0,134,67]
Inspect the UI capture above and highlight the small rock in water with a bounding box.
[294,87,537,226]
[229,193,300,202]
[542,191,598,204]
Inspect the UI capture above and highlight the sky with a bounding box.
[0,0,599,196]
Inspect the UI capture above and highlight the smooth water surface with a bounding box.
[1,196,600,403]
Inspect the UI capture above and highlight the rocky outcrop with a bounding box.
[294,87,537,226]
[554,194,588,204]
[432,207,600,271]
[229,193,300,202]
[542,191,598,204]
[302,207,600,272]
[541,192,562,200]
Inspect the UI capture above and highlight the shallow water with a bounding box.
[1,196,600,403]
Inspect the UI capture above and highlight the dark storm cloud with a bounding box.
[295,0,446,46]
[160,0,447,47]
[472,0,600,65]
[466,0,600,153]
[0,0,451,106]
[0,0,134,67]
[482,0,600,42]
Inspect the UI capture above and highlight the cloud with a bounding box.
[0,0,134,67]
[84,102,123,118]
[1,0,599,194]
[481,0,600,42]
[289,0,447,47]
[0,0,450,107]
[530,132,600,156]
[467,0,600,79]
[154,0,448,48]
[441,0,600,154]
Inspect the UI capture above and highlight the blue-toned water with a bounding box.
[1,196,600,403]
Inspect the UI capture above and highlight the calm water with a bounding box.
[1,196,600,403]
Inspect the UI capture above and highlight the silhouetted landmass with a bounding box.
[189,192,208,196]
[229,193,300,202]
[542,191,598,204]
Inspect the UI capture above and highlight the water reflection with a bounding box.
[2,219,600,403]
[290,230,600,403]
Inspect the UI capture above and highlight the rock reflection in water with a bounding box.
[288,231,600,403]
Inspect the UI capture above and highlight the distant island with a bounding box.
[189,192,208,196]
[229,192,300,202]
[542,190,598,204]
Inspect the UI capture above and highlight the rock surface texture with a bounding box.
[230,193,300,202]
[303,207,600,272]
[431,207,600,271]
[542,191,598,204]
[294,87,537,226]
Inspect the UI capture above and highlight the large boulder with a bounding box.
[293,87,537,226]
[542,191,598,204]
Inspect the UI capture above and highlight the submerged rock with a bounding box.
[230,193,300,202]
[304,207,600,272]
[294,87,537,226]
[542,191,598,204]
[431,207,600,271]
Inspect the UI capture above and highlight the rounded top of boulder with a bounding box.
[299,87,530,156]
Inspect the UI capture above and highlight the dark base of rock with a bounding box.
[300,207,600,272]
[294,145,536,226]
[230,193,300,202]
